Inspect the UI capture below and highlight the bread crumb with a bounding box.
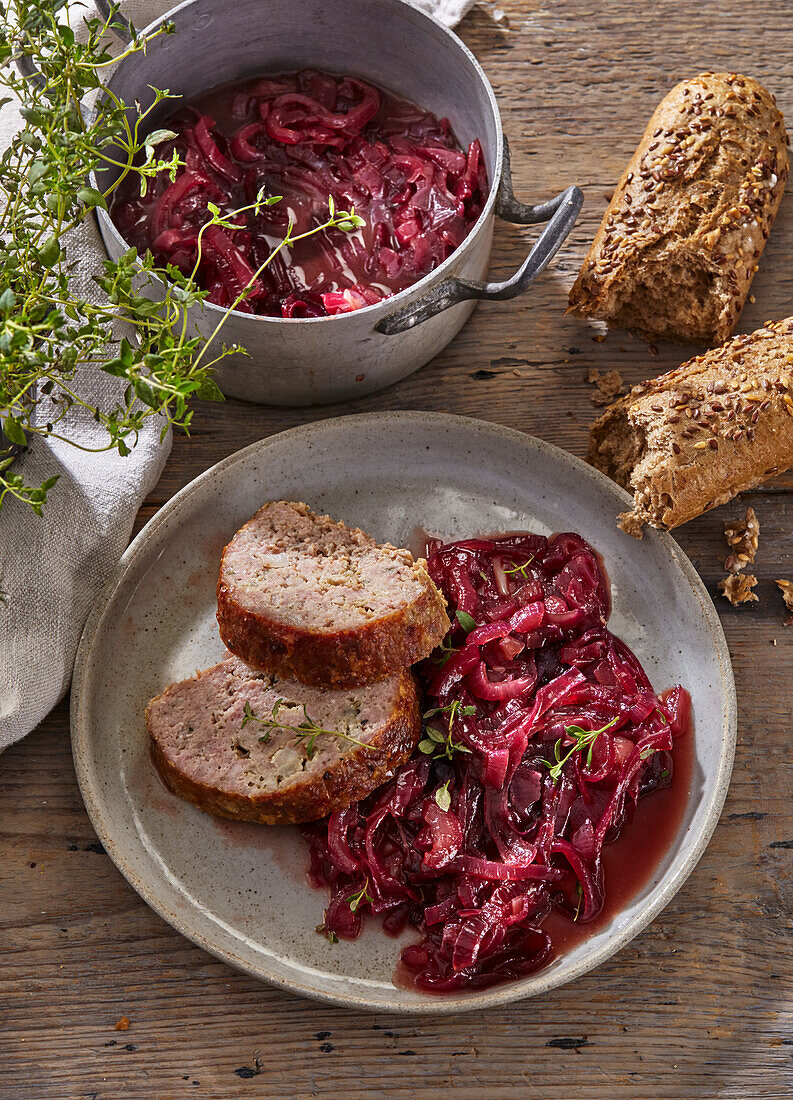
[724,507,760,573]
[586,367,628,406]
[592,333,606,343]
[776,579,793,625]
[718,573,759,605]
[115,1017,131,1031]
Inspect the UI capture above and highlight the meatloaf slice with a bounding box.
[217,501,449,688]
[146,656,420,825]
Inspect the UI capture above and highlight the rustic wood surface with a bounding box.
[3,1,793,1096]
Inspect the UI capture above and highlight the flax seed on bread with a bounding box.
[568,73,788,346]
[146,656,421,825]
[217,501,449,688]
[588,318,793,534]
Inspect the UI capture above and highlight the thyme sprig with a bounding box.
[573,882,583,922]
[419,699,474,760]
[315,922,339,945]
[430,634,459,667]
[502,553,536,580]
[348,879,373,913]
[0,1,365,516]
[539,717,618,782]
[430,608,475,667]
[241,699,369,760]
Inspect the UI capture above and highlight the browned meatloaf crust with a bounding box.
[217,501,449,688]
[146,656,421,825]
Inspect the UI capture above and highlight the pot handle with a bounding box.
[375,136,583,336]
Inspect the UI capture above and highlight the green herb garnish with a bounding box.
[241,698,369,760]
[502,554,536,580]
[455,610,476,633]
[348,880,373,913]
[539,717,619,782]
[418,699,474,760]
[316,922,339,945]
[430,634,459,667]
[434,780,452,812]
[573,882,583,922]
[0,3,366,516]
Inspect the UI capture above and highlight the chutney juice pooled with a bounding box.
[110,69,488,317]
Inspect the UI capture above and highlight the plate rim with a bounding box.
[70,410,738,1014]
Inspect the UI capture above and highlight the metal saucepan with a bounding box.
[90,0,583,405]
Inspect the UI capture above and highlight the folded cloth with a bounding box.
[0,0,476,751]
[410,0,476,23]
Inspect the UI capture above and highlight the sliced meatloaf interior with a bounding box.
[217,501,449,687]
[146,655,420,825]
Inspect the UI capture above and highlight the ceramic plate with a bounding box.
[71,412,736,1013]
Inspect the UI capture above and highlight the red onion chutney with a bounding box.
[110,69,488,317]
[302,530,691,993]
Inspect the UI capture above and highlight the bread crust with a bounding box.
[568,73,788,346]
[588,318,793,533]
[147,668,421,825]
[217,503,449,688]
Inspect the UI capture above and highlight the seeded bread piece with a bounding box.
[146,656,421,825]
[588,318,793,534]
[217,501,449,689]
[568,73,788,346]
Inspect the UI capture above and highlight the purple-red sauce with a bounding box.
[301,530,692,994]
[110,69,488,317]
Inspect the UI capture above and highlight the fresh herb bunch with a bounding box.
[0,0,363,515]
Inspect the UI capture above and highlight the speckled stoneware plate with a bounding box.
[71,412,736,1013]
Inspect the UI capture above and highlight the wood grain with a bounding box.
[3,0,793,1096]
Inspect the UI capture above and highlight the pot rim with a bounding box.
[93,0,504,328]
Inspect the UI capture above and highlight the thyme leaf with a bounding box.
[316,922,338,945]
[430,634,459,667]
[434,780,452,812]
[573,882,583,922]
[455,610,476,633]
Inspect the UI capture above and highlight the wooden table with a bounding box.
[4,1,793,1096]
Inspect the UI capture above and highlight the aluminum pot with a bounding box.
[93,0,583,406]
